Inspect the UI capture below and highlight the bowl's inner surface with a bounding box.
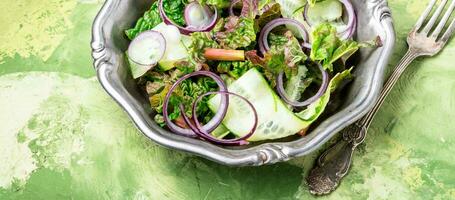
[100,0,389,152]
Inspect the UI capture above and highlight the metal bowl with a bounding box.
[91,0,395,166]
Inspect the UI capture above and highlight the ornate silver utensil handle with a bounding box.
[308,0,455,193]
[306,50,417,195]
[307,0,455,193]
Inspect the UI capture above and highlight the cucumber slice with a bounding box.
[211,124,230,139]
[127,30,166,79]
[307,0,342,23]
[306,0,345,32]
[208,68,311,141]
[209,68,353,141]
[152,23,191,71]
[158,37,191,71]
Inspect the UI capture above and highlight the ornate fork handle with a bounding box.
[307,49,420,195]
[307,0,455,193]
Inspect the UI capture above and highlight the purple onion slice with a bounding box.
[258,18,310,55]
[276,63,329,107]
[229,0,242,16]
[184,1,215,29]
[184,91,258,146]
[163,71,228,137]
[159,0,218,35]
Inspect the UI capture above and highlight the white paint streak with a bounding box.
[0,72,93,189]
[0,74,56,188]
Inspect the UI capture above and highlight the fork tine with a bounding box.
[440,18,455,42]
[422,0,449,34]
[415,0,438,30]
[432,0,455,38]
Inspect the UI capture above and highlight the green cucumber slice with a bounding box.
[306,0,346,32]
[208,68,353,141]
[307,0,342,23]
[158,37,191,71]
[211,124,230,139]
[208,68,311,141]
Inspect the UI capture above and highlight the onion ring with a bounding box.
[163,71,228,137]
[179,91,258,146]
[258,18,310,55]
[276,63,329,107]
[159,0,218,35]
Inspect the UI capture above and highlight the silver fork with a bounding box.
[307,0,455,195]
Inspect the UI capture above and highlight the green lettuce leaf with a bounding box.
[330,40,360,64]
[125,0,187,40]
[245,31,307,85]
[308,0,325,7]
[215,17,257,49]
[310,23,362,72]
[211,19,226,34]
[256,3,282,28]
[284,65,313,109]
[268,33,288,47]
[125,2,162,40]
[180,77,218,119]
[258,0,272,11]
[198,0,231,9]
[148,68,219,126]
[240,0,259,18]
[217,61,256,79]
[295,68,352,122]
[331,36,382,64]
[188,32,220,65]
[162,0,187,26]
[266,31,308,75]
[214,0,258,49]
[283,33,308,69]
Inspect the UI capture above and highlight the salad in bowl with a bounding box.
[123,0,380,146]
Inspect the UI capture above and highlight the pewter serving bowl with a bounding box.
[91,0,395,166]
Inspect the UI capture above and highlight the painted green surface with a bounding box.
[0,0,455,199]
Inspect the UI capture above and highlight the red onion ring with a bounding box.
[229,0,242,16]
[341,11,356,39]
[301,42,312,49]
[276,63,329,107]
[159,0,218,35]
[303,0,356,40]
[184,1,214,29]
[258,18,310,55]
[127,30,167,66]
[163,71,228,137]
[179,91,258,146]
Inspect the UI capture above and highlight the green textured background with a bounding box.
[1,0,455,199]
